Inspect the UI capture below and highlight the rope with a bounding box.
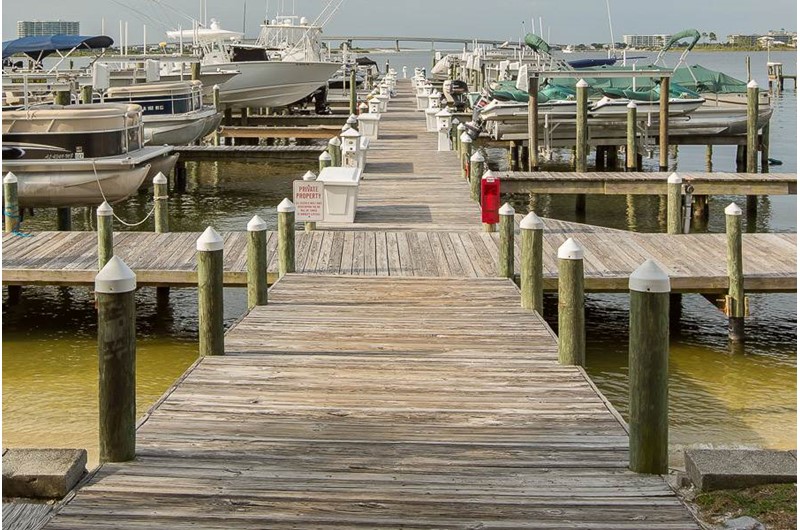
[91,160,160,227]
[3,208,33,237]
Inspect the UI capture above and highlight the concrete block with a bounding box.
[685,449,796,492]
[3,449,87,499]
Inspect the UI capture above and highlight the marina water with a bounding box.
[2,51,796,466]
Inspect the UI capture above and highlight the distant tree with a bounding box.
[709,32,718,42]
[701,32,709,42]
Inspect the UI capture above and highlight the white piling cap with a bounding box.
[470,150,485,162]
[302,170,317,181]
[725,202,743,216]
[328,136,341,146]
[576,79,589,88]
[153,171,167,185]
[482,170,496,180]
[3,171,17,184]
[667,172,682,184]
[460,132,472,143]
[359,102,368,109]
[247,215,267,231]
[95,256,137,294]
[435,108,452,117]
[197,226,224,251]
[452,118,460,125]
[97,201,113,217]
[457,122,466,130]
[341,123,352,132]
[747,79,759,89]
[627,100,637,109]
[629,259,671,293]
[319,151,332,161]
[558,238,584,260]
[499,202,515,216]
[341,128,361,138]
[277,198,296,213]
[212,84,220,90]
[347,114,358,123]
[520,211,544,230]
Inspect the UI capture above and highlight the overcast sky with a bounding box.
[2,0,797,45]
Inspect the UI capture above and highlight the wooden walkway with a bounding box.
[4,224,794,293]
[43,275,699,529]
[500,171,797,196]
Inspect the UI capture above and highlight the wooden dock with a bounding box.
[42,275,699,529]
[500,171,797,196]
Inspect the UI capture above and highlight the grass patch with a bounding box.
[693,484,796,529]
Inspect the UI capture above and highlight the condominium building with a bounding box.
[622,34,671,49]
[17,20,80,38]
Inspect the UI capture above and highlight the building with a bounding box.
[622,34,671,49]
[766,29,795,45]
[727,34,759,46]
[17,20,80,38]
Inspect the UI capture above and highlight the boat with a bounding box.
[103,80,222,145]
[2,103,178,207]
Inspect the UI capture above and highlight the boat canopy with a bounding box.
[524,33,551,54]
[661,29,702,53]
[671,64,749,94]
[2,35,113,60]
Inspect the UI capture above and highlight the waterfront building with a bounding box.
[727,34,760,46]
[622,34,670,49]
[16,20,79,38]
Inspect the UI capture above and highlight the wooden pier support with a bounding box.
[557,238,585,366]
[80,85,93,104]
[626,101,638,171]
[197,227,225,357]
[328,137,342,167]
[153,172,169,233]
[247,215,268,309]
[349,69,358,115]
[460,133,473,180]
[212,85,221,146]
[96,256,137,463]
[498,203,515,279]
[746,80,759,174]
[190,62,201,81]
[4,172,20,233]
[527,74,540,171]
[607,145,619,168]
[658,76,670,171]
[277,198,296,277]
[725,203,746,343]
[469,151,485,203]
[57,208,72,231]
[520,212,544,314]
[628,259,670,475]
[319,151,332,173]
[97,202,114,270]
[760,122,770,174]
[302,171,318,232]
[54,90,70,106]
[705,144,713,172]
[575,79,588,173]
[666,173,682,235]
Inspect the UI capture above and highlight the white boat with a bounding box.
[589,95,705,116]
[2,103,178,207]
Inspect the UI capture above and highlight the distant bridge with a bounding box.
[321,35,510,51]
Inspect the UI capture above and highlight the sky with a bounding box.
[1,0,797,45]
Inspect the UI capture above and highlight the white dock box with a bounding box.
[318,166,362,223]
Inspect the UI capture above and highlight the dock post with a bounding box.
[628,259,670,475]
[746,80,759,174]
[725,203,746,343]
[302,171,318,232]
[96,256,137,463]
[328,137,342,167]
[658,76,670,171]
[190,61,201,81]
[319,151,332,173]
[153,172,169,233]
[760,122,770,174]
[4,172,20,233]
[626,102,638,170]
[498,203,515,279]
[247,215,268,309]
[197,227,225,357]
[456,123,466,154]
[450,119,460,151]
[575,79,588,173]
[666,173,682,235]
[557,238,585,366]
[80,85,93,104]
[97,201,114,270]
[705,145,713,172]
[54,90,70,106]
[460,133,473,181]
[527,74,540,171]
[277,198,296,277]
[57,208,72,231]
[349,69,358,115]
[607,145,619,168]
[212,85,221,146]
[469,150,485,203]
[520,212,544,314]
[347,113,359,132]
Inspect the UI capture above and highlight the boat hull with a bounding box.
[144,107,223,145]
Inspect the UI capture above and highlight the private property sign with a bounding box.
[293,180,324,221]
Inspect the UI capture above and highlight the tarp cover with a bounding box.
[2,35,113,60]
[524,33,551,54]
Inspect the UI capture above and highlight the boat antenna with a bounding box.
[605,0,616,55]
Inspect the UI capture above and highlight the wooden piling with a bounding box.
[97,201,114,270]
[153,172,169,233]
[520,212,544,314]
[302,171,318,232]
[628,259,670,475]
[575,79,588,173]
[498,203,515,279]
[725,203,746,342]
[319,151,332,173]
[190,62,201,81]
[57,208,72,231]
[469,150,485,203]
[4,172,20,233]
[278,198,296,277]
[658,76,670,171]
[96,256,137,463]
[626,101,638,171]
[212,85,221,146]
[54,90,70,106]
[760,122,770,174]
[328,137,342,167]
[557,238,585,366]
[705,144,713,172]
[607,145,619,168]
[247,215,268,309]
[80,85,93,104]
[197,227,225,357]
[349,69,358,115]
[746,80,759,174]
[528,74,540,171]
[667,173,682,235]
[460,133,473,181]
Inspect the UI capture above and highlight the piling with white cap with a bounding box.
[575,79,589,173]
[302,171,318,233]
[658,75,670,171]
[349,68,358,115]
[459,132,473,181]
[557,238,585,366]
[319,150,332,173]
[247,215,268,309]
[725,202,746,342]
[628,259,671,475]
[328,136,342,167]
[197,227,225,357]
[469,150,485,202]
[153,172,169,234]
[626,101,638,170]
[95,255,137,463]
[666,173,683,235]
[277,198,296,277]
[212,85,221,145]
[347,113,359,132]
[520,212,544,314]
[4,172,19,234]
[746,79,759,174]
[97,201,114,270]
[498,203,516,279]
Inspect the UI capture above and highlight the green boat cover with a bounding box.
[489,80,575,103]
[662,29,702,52]
[602,84,702,100]
[524,33,551,54]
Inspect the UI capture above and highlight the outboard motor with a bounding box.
[443,79,470,112]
